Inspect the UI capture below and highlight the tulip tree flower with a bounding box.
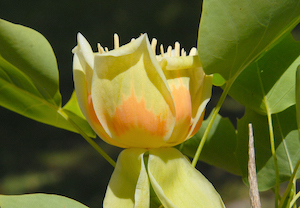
[72,33,225,207]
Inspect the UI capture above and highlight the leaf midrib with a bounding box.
[257,63,294,176]
[0,55,60,107]
[0,76,60,114]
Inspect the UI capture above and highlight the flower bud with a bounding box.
[72,33,212,148]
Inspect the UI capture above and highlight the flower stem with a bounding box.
[266,110,280,208]
[191,76,235,167]
[289,185,300,208]
[279,157,300,208]
[58,108,116,167]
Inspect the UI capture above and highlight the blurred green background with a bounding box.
[0,0,277,207]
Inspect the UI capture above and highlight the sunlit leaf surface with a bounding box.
[0,19,94,137]
[198,0,300,80]
[229,34,300,115]
[0,194,89,208]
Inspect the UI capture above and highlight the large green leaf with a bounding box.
[236,106,300,191]
[198,0,300,80]
[228,34,300,115]
[0,18,94,137]
[296,66,300,130]
[0,194,89,208]
[179,112,240,175]
[0,19,60,105]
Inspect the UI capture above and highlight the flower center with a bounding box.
[95,33,197,58]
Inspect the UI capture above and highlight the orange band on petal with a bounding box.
[190,110,205,137]
[112,92,168,137]
[87,94,113,141]
[170,82,192,123]
[88,95,100,125]
[109,90,171,148]
[87,92,128,148]
[164,78,192,145]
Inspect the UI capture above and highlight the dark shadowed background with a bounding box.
[0,0,276,207]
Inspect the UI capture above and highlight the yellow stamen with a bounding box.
[151,38,157,55]
[97,43,105,54]
[174,42,180,57]
[189,47,197,56]
[114,33,120,49]
[181,48,186,57]
[160,44,164,57]
[167,46,172,57]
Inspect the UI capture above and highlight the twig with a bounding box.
[248,123,261,208]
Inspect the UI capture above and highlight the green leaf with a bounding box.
[0,18,94,137]
[0,18,60,105]
[198,0,300,80]
[228,34,300,115]
[0,19,67,128]
[179,112,240,175]
[212,73,225,86]
[62,91,96,138]
[0,55,72,131]
[236,106,300,191]
[0,194,89,208]
[296,65,300,130]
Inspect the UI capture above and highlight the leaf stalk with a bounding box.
[58,108,116,167]
[191,74,237,167]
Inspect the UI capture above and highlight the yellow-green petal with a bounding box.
[72,33,94,93]
[73,53,89,116]
[161,56,213,142]
[188,72,213,138]
[159,55,201,71]
[91,34,176,148]
[103,148,149,208]
[73,35,125,146]
[148,148,225,208]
